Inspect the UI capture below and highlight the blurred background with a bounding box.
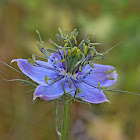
[0,0,140,140]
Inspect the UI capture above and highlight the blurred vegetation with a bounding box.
[0,0,140,140]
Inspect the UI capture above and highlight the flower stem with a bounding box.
[60,102,68,140]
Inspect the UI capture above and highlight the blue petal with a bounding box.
[82,64,118,87]
[48,51,63,69]
[75,82,109,104]
[11,59,56,86]
[33,78,76,101]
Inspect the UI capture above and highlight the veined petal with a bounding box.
[75,82,109,104]
[11,59,56,86]
[83,64,118,87]
[33,78,76,101]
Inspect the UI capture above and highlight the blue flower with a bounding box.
[11,29,118,104]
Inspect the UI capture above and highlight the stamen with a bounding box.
[77,49,81,59]
[106,69,116,74]
[32,54,36,61]
[44,76,49,84]
[78,40,85,49]
[83,45,88,56]
[59,59,65,62]
[72,35,77,45]
[107,78,115,80]
[46,48,56,53]
[58,27,64,38]
[74,52,85,67]
[90,43,102,46]
[98,82,100,88]
[56,34,63,45]
[28,58,35,65]
[89,62,95,68]
[68,49,71,57]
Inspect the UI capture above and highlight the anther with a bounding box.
[64,43,68,47]
[28,58,35,65]
[106,69,116,74]
[68,49,71,57]
[59,59,65,62]
[107,78,115,80]
[62,49,66,56]
[32,54,36,61]
[44,76,50,84]
[84,45,88,56]
[77,49,81,59]
[76,88,81,95]
[89,63,95,68]
[79,66,82,72]
[50,80,54,84]
[90,50,95,57]
[72,36,77,45]
[83,61,88,65]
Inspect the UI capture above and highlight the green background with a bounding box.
[0,0,140,140]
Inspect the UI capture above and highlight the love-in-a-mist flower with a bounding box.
[11,29,117,104]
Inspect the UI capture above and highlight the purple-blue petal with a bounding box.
[11,59,56,86]
[75,82,110,104]
[33,78,76,101]
[82,64,118,87]
[48,51,63,69]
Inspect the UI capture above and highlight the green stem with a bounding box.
[55,101,61,138]
[60,103,68,140]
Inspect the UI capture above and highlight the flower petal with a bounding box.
[83,64,118,87]
[48,51,63,69]
[33,78,76,101]
[11,59,56,86]
[75,82,109,104]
